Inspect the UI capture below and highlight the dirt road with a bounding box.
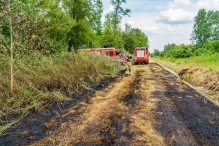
[1,62,219,145]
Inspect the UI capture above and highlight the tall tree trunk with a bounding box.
[9,0,14,96]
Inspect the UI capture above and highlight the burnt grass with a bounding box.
[2,63,219,145]
[101,71,142,145]
[75,70,143,146]
[150,63,219,145]
[0,77,116,146]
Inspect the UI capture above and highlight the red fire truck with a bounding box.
[78,48,127,64]
[78,48,116,57]
[133,47,149,64]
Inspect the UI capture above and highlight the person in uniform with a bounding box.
[126,53,132,74]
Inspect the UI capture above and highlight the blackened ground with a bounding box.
[0,78,114,146]
[1,63,219,146]
[150,63,219,145]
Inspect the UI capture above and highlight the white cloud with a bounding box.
[157,8,194,24]
[102,5,114,16]
[127,21,134,25]
[174,0,191,5]
[107,5,114,12]
[198,0,219,10]
[166,26,174,31]
[144,26,157,31]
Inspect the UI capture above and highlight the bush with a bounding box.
[204,40,219,53]
[168,45,192,58]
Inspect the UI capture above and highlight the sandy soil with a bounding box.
[1,62,219,145]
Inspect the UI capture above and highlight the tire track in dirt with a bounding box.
[150,62,219,145]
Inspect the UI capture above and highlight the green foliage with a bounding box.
[88,0,103,35]
[122,24,149,53]
[191,9,219,48]
[163,43,176,57]
[169,44,193,58]
[153,44,193,58]
[102,27,114,47]
[67,19,92,51]
[131,28,149,47]
[155,53,219,73]
[191,9,210,47]
[204,40,219,53]
[110,0,131,33]
[151,49,160,57]
[103,12,114,30]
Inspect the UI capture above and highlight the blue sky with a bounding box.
[102,0,219,52]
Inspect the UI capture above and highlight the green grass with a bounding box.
[154,53,219,73]
[0,52,125,134]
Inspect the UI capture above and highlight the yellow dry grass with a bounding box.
[31,65,165,146]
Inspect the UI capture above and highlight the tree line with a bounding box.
[0,0,149,55]
[152,8,219,58]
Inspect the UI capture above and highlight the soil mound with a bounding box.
[179,67,219,91]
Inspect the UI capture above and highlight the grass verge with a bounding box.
[0,52,125,135]
[153,53,219,73]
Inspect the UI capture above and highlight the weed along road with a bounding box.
[1,62,219,146]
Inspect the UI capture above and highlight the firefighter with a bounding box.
[126,54,132,74]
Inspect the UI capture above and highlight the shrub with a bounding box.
[204,40,219,53]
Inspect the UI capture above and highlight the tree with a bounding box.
[208,10,219,41]
[113,28,124,49]
[103,12,114,30]
[110,0,131,35]
[152,49,160,57]
[122,24,149,53]
[103,11,124,48]
[0,0,55,95]
[88,0,103,35]
[191,9,211,47]
[122,23,136,53]
[163,43,176,57]
[40,0,71,52]
[61,0,94,51]
[101,27,114,47]
[67,19,92,51]
[131,28,149,47]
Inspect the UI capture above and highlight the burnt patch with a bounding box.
[73,69,147,146]
[0,77,115,146]
[150,63,219,145]
[117,70,142,105]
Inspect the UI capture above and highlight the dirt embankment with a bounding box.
[153,58,219,98]
[1,63,219,145]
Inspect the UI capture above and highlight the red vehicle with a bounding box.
[78,48,116,57]
[133,47,149,64]
[115,49,126,64]
[78,48,127,63]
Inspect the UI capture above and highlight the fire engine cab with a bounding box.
[133,47,149,65]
